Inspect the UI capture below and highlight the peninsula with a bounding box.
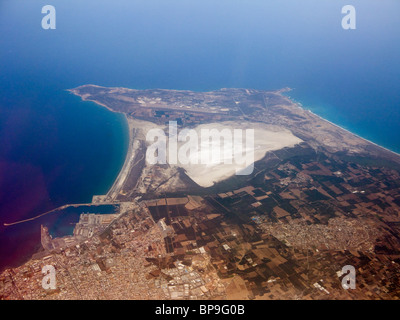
[2,85,400,300]
[69,85,400,199]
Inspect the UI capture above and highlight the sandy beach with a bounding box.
[70,84,400,194]
[306,109,400,157]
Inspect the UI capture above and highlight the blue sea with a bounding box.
[0,0,399,270]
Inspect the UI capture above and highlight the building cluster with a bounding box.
[2,139,400,300]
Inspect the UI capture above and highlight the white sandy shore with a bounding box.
[305,109,400,157]
[284,91,400,157]
[107,118,303,189]
[71,86,400,194]
[105,114,135,200]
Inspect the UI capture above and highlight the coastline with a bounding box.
[2,84,399,273]
[282,91,400,158]
[67,88,119,114]
[70,84,400,201]
[67,88,135,200]
[104,115,135,201]
[306,109,400,158]
[70,85,400,160]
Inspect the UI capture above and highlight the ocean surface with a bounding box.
[0,0,399,270]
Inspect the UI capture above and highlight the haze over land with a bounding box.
[68,84,400,199]
[1,0,400,300]
[3,84,400,300]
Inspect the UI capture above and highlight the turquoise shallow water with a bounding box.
[0,0,399,270]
